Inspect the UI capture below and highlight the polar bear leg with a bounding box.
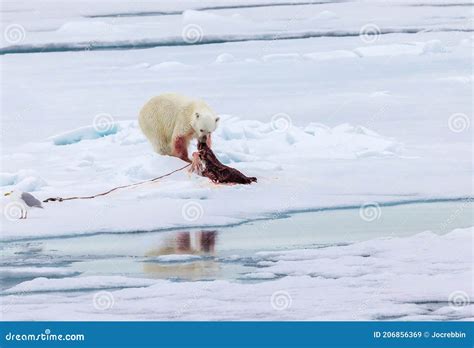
[172,135,191,162]
[149,138,169,156]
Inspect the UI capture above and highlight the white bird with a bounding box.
[4,191,43,219]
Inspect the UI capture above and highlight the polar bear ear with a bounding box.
[215,117,220,123]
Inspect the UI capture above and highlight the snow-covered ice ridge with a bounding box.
[1,1,472,53]
[1,0,472,322]
[2,227,472,320]
[1,0,472,240]
[1,116,411,239]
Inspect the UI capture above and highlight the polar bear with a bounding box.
[138,93,220,162]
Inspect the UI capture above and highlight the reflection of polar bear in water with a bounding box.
[138,93,220,162]
[143,231,218,281]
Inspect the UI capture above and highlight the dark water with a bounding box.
[1,201,472,292]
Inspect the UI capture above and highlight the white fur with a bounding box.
[138,93,219,160]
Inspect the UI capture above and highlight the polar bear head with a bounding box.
[191,109,220,143]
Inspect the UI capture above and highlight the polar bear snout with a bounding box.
[197,128,212,143]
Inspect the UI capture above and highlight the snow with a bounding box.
[149,61,190,71]
[1,0,471,51]
[4,276,157,295]
[0,267,78,279]
[262,53,302,62]
[313,10,339,20]
[2,228,472,320]
[0,115,419,240]
[49,123,121,145]
[303,50,359,61]
[354,43,425,57]
[215,53,236,63]
[146,254,203,263]
[241,272,278,280]
[0,0,471,241]
[0,170,46,192]
[0,0,472,321]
